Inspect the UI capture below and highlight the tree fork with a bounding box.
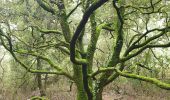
[70,0,109,65]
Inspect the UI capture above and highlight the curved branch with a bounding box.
[66,2,82,20]
[70,0,109,65]
[115,69,170,90]
[33,26,62,35]
[15,50,62,71]
[15,25,62,35]
[0,29,73,80]
[36,0,56,14]
[89,67,115,79]
[132,27,170,48]
[121,42,170,62]
[125,26,170,56]
[87,23,113,64]
[111,0,124,60]
[91,66,170,90]
[15,50,73,80]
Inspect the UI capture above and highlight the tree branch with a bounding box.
[121,42,170,62]
[33,26,62,35]
[70,0,109,65]
[66,2,82,20]
[124,26,170,56]
[0,29,74,80]
[36,0,56,14]
[115,68,170,90]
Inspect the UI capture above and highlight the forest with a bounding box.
[0,0,170,100]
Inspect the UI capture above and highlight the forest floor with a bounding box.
[102,91,168,100]
[1,78,170,100]
[32,82,170,100]
[1,85,170,100]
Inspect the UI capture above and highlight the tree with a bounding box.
[1,0,170,100]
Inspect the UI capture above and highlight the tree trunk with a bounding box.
[76,83,88,100]
[94,88,103,100]
[37,58,46,96]
[73,64,88,100]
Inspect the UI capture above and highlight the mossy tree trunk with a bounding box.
[95,1,125,99]
[94,87,103,100]
[73,64,88,100]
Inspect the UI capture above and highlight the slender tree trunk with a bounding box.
[37,58,46,96]
[44,74,48,90]
[94,88,103,100]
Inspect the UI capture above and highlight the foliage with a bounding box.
[1,0,170,100]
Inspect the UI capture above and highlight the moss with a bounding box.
[116,69,170,90]
[30,96,49,100]
[57,0,71,42]
[73,64,88,100]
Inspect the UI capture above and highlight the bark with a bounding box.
[93,87,103,100]
[37,58,46,96]
[82,64,93,100]
[95,89,103,100]
[98,0,125,91]
[57,0,71,42]
[73,64,88,100]
[76,83,88,100]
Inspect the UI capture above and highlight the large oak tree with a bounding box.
[1,0,170,100]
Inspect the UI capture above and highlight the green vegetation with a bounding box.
[0,0,170,100]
